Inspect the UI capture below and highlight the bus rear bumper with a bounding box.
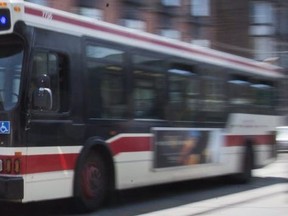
[0,176,23,200]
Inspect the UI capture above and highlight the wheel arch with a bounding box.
[73,137,116,198]
[232,137,255,183]
[244,137,255,169]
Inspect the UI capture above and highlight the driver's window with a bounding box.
[29,51,69,113]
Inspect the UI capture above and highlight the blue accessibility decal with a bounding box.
[0,121,10,134]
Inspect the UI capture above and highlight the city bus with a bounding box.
[0,0,285,212]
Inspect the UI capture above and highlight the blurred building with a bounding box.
[25,0,288,68]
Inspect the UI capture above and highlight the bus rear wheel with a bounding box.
[231,143,254,184]
[75,151,108,212]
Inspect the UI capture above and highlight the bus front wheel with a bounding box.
[74,151,108,212]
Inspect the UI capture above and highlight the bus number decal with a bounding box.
[42,11,53,20]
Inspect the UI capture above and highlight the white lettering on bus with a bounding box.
[42,11,53,20]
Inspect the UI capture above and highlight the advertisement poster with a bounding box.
[153,128,222,169]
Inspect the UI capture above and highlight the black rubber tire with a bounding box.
[74,151,108,212]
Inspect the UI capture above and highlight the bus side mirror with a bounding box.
[33,87,53,110]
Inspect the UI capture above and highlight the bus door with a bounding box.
[26,49,76,172]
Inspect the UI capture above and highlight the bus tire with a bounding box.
[74,150,109,212]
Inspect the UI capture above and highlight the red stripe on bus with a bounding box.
[0,133,275,174]
[25,153,78,174]
[225,135,275,146]
[0,153,78,174]
[24,6,279,74]
[0,136,151,174]
[109,136,152,156]
[24,136,152,173]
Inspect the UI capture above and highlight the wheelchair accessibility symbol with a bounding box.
[0,121,10,134]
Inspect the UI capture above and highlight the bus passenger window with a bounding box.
[251,81,274,110]
[202,76,225,112]
[132,54,165,119]
[29,51,69,112]
[168,65,199,121]
[86,45,123,63]
[85,45,127,119]
[101,65,126,118]
[228,76,252,106]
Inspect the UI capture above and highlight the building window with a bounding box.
[26,0,48,6]
[161,0,181,7]
[250,1,274,24]
[121,19,146,31]
[249,25,275,36]
[160,29,181,40]
[253,37,276,61]
[78,7,103,20]
[76,0,103,20]
[77,0,97,8]
[191,0,210,16]
[192,39,211,48]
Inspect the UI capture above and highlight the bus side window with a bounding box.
[228,75,252,106]
[29,51,69,113]
[85,44,127,119]
[251,81,275,113]
[203,76,225,111]
[168,64,199,121]
[132,54,166,119]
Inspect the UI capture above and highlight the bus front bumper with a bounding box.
[0,176,23,200]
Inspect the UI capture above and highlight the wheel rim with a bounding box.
[82,162,103,199]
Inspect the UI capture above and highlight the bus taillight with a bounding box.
[0,157,22,174]
[14,159,21,174]
[5,158,12,173]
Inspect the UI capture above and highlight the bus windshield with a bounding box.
[0,43,23,111]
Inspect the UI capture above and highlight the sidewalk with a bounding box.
[137,183,288,216]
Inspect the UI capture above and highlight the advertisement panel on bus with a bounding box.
[153,128,223,169]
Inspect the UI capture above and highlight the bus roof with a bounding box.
[1,0,284,78]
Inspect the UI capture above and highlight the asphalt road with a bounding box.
[1,153,287,216]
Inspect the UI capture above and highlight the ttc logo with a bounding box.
[0,121,10,134]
